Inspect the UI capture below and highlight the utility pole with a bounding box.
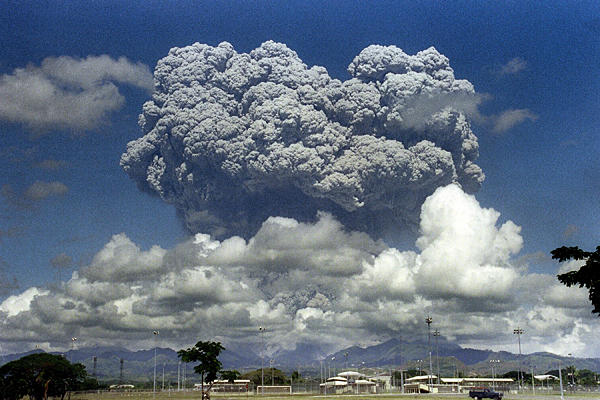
[92,356,97,379]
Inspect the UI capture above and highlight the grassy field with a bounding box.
[69,391,600,400]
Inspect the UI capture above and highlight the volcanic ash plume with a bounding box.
[121,41,484,238]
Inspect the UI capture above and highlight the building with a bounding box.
[203,379,251,393]
[319,371,377,394]
[404,375,438,393]
[403,376,514,394]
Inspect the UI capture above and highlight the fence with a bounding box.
[68,382,600,398]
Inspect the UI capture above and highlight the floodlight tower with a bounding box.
[120,358,124,384]
[153,330,159,397]
[558,360,565,400]
[259,326,265,394]
[433,330,440,384]
[320,359,323,383]
[426,316,433,388]
[513,327,524,389]
[531,364,536,394]
[70,337,77,363]
[489,360,500,390]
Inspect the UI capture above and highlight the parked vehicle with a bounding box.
[469,387,503,400]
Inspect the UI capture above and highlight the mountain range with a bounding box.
[1,338,597,384]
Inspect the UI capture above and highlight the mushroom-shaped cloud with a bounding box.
[121,41,484,239]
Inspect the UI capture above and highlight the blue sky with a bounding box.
[0,1,599,356]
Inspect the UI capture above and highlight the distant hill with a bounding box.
[1,338,598,382]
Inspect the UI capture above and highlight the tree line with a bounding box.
[0,353,98,400]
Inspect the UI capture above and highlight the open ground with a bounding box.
[70,392,600,400]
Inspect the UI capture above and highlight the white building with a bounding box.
[319,371,377,394]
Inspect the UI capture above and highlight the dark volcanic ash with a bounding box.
[121,41,484,238]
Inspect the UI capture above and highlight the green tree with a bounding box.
[0,353,87,400]
[551,246,600,315]
[404,368,420,379]
[291,370,301,382]
[220,370,241,383]
[502,370,531,383]
[240,369,262,386]
[575,368,597,385]
[241,368,289,385]
[178,341,224,399]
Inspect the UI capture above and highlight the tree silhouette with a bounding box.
[220,370,241,383]
[0,353,88,400]
[551,246,600,315]
[178,341,224,399]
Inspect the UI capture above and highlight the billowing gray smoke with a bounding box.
[121,41,484,238]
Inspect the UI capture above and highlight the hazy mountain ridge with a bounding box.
[2,339,598,382]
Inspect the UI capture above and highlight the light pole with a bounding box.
[426,316,433,388]
[433,330,440,384]
[153,330,159,397]
[513,327,524,389]
[400,368,405,394]
[320,359,323,383]
[331,356,336,377]
[70,337,77,362]
[259,326,265,394]
[120,358,124,384]
[558,361,565,400]
[489,360,500,390]
[567,353,575,390]
[531,364,535,395]
[270,359,274,385]
[178,361,181,391]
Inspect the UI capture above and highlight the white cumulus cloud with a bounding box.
[0,55,153,132]
[1,185,597,356]
[492,108,538,133]
[500,57,528,75]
